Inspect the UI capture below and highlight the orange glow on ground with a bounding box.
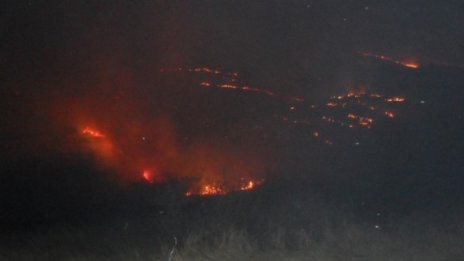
[401,62,419,69]
[160,67,304,103]
[359,52,420,69]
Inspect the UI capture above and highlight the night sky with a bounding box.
[1,0,464,235]
[3,0,464,91]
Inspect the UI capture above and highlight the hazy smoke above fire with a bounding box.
[46,58,273,193]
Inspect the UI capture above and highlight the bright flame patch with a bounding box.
[82,127,105,138]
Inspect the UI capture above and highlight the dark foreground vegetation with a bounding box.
[1,158,464,261]
[1,193,463,260]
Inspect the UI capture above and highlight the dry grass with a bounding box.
[3,218,458,261]
[155,223,463,261]
[1,194,463,261]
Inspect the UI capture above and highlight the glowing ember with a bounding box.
[82,127,105,138]
[347,113,357,119]
[219,84,238,89]
[193,67,221,74]
[200,81,211,87]
[199,184,226,196]
[240,180,255,191]
[142,170,154,183]
[401,62,419,69]
[386,97,405,103]
[385,111,395,118]
[160,66,304,103]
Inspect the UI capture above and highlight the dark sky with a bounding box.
[2,0,463,94]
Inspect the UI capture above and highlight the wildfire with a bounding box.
[142,170,155,183]
[185,178,264,197]
[213,84,303,103]
[385,111,395,118]
[80,121,266,195]
[219,84,238,89]
[161,67,230,76]
[168,66,410,150]
[78,125,119,171]
[347,113,357,119]
[359,52,420,70]
[275,91,407,146]
[240,180,256,190]
[401,62,419,69]
[193,67,221,74]
[386,97,405,103]
[199,184,226,196]
[82,127,105,138]
[246,179,264,190]
[160,66,304,103]
[200,81,211,87]
[185,183,227,196]
[345,113,373,128]
[72,65,410,197]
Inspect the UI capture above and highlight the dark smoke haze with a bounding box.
[1,0,463,193]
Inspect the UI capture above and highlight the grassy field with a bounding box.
[1,220,463,260]
[1,186,463,261]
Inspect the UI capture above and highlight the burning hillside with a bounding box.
[76,119,267,196]
[359,52,420,69]
[52,64,414,197]
[277,92,408,146]
[161,66,410,146]
[160,67,304,103]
